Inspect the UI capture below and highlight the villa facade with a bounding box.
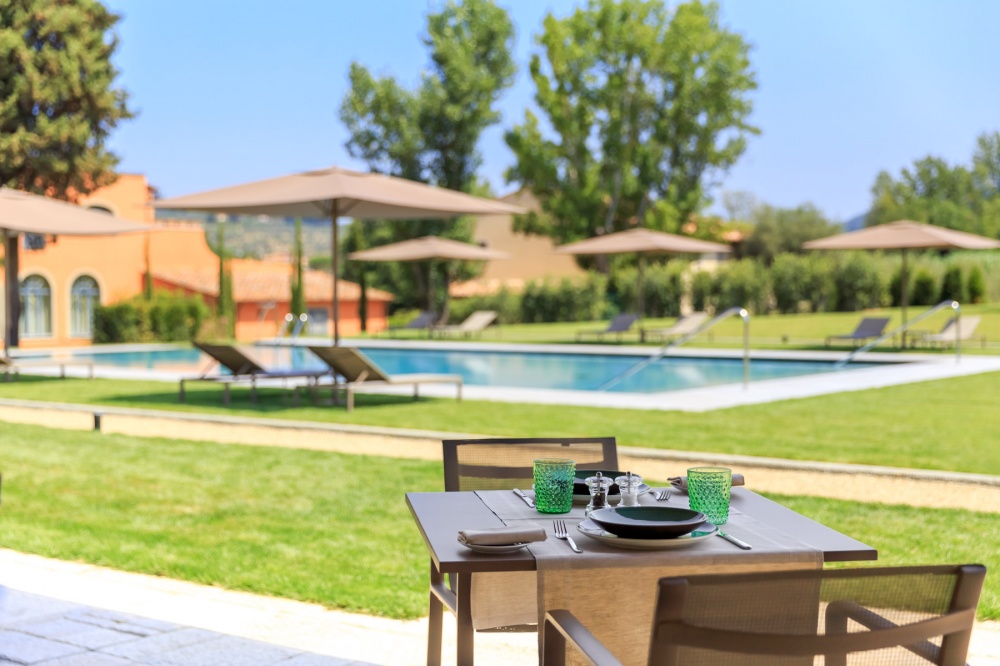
[1,174,390,348]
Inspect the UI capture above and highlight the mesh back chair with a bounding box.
[443,436,618,492]
[543,564,986,666]
[428,437,618,664]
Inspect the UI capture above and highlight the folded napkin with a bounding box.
[457,524,547,546]
[670,473,745,491]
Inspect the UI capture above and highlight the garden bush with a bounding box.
[910,269,938,306]
[520,275,608,323]
[690,271,714,312]
[614,262,685,318]
[710,259,771,314]
[833,253,887,311]
[770,254,836,313]
[967,266,986,303]
[447,287,521,325]
[939,265,966,303]
[93,291,209,343]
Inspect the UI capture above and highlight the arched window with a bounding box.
[71,275,101,337]
[20,275,52,338]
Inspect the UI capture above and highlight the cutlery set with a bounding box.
[511,488,752,551]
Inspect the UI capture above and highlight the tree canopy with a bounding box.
[741,203,840,264]
[0,0,133,199]
[504,0,757,249]
[339,0,515,313]
[867,131,1000,239]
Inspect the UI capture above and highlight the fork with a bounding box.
[654,489,672,502]
[552,520,582,553]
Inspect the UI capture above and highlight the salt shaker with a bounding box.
[585,472,614,517]
[615,471,643,508]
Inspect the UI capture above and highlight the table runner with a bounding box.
[472,488,824,665]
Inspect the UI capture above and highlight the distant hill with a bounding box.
[155,211,331,260]
[842,212,867,231]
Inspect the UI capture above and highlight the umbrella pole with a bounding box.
[331,201,340,346]
[4,233,20,352]
[637,255,645,319]
[900,249,909,348]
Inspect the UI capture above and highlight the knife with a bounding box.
[512,488,535,508]
[717,530,752,550]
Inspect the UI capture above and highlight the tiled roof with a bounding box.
[153,259,392,303]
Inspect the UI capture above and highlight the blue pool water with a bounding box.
[61,346,883,393]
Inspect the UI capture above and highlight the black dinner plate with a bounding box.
[589,506,707,539]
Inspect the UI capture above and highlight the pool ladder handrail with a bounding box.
[598,306,751,392]
[283,312,309,340]
[835,300,961,368]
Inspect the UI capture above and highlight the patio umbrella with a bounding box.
[555,228,730,318]
[153,166,525,344]
[349,235,508,321]
[0,187,148,351]
[803,220,1000,342]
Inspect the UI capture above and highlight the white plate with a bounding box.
[576,519,717,550]
[572,483,651,505]
[459,541,530,554]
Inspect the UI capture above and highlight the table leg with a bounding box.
[455,572,474,665]
[427,562,444,666]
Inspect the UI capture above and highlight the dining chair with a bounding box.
[543,563,986,666]
[442,436,618,492]
[428,437,618,664]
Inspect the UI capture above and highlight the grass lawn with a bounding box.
[0,422,996,620]
[2,369,999,475]
[386,302,1000,352]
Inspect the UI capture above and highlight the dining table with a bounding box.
[407,486,877,666]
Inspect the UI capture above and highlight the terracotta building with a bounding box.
[1,174,390,348]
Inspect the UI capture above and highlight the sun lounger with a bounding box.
[432,310,498,338]
[0,355,94,382]
[181,342,330,405]
[824,316,890,347]
[640,312,710,343]
[576,313,639,342]
[306,345,462,411]
[909,315,981,348]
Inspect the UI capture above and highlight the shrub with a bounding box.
[967,266,986,303]
[711,259,771,314]
[910,269,938,306]
[939,265,966,303]
[770,254,836,314]
[690,271,714,312]
[447,287,521,325]
[833,253,886,311]
[520,275,607,323]
[614,262,686,318]
[92,291,209,343]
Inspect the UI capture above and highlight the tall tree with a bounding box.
[741,203,840,264]
[339,0,515,315]
[505,0,757,254]
[0,0,133,197]
[867,153,997,237]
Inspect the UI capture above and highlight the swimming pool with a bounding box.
[61,345,884,393]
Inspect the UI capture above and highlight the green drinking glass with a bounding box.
[687,466,732,525]
[533,458,575,514]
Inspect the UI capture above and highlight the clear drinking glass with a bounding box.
[687,466,732,525]
[533,458,575,514]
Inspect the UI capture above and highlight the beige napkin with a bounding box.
[458,524,547,545]
[670,473,745,491]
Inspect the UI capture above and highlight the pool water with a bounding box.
[62,346,883,394]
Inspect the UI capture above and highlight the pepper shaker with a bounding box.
[585,471,614,518]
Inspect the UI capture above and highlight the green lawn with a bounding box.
[0,423,996,620]
[2,368,999,475]
[386,302,1000,351]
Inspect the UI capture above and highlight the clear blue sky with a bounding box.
[103,0,1000,222]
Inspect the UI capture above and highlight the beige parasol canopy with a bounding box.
[349,236,507,318]
[1,188,148,350]
[556,228,730,317]
[154,166,525,344]
[349,235,508,262]
[803,220,1000,341]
